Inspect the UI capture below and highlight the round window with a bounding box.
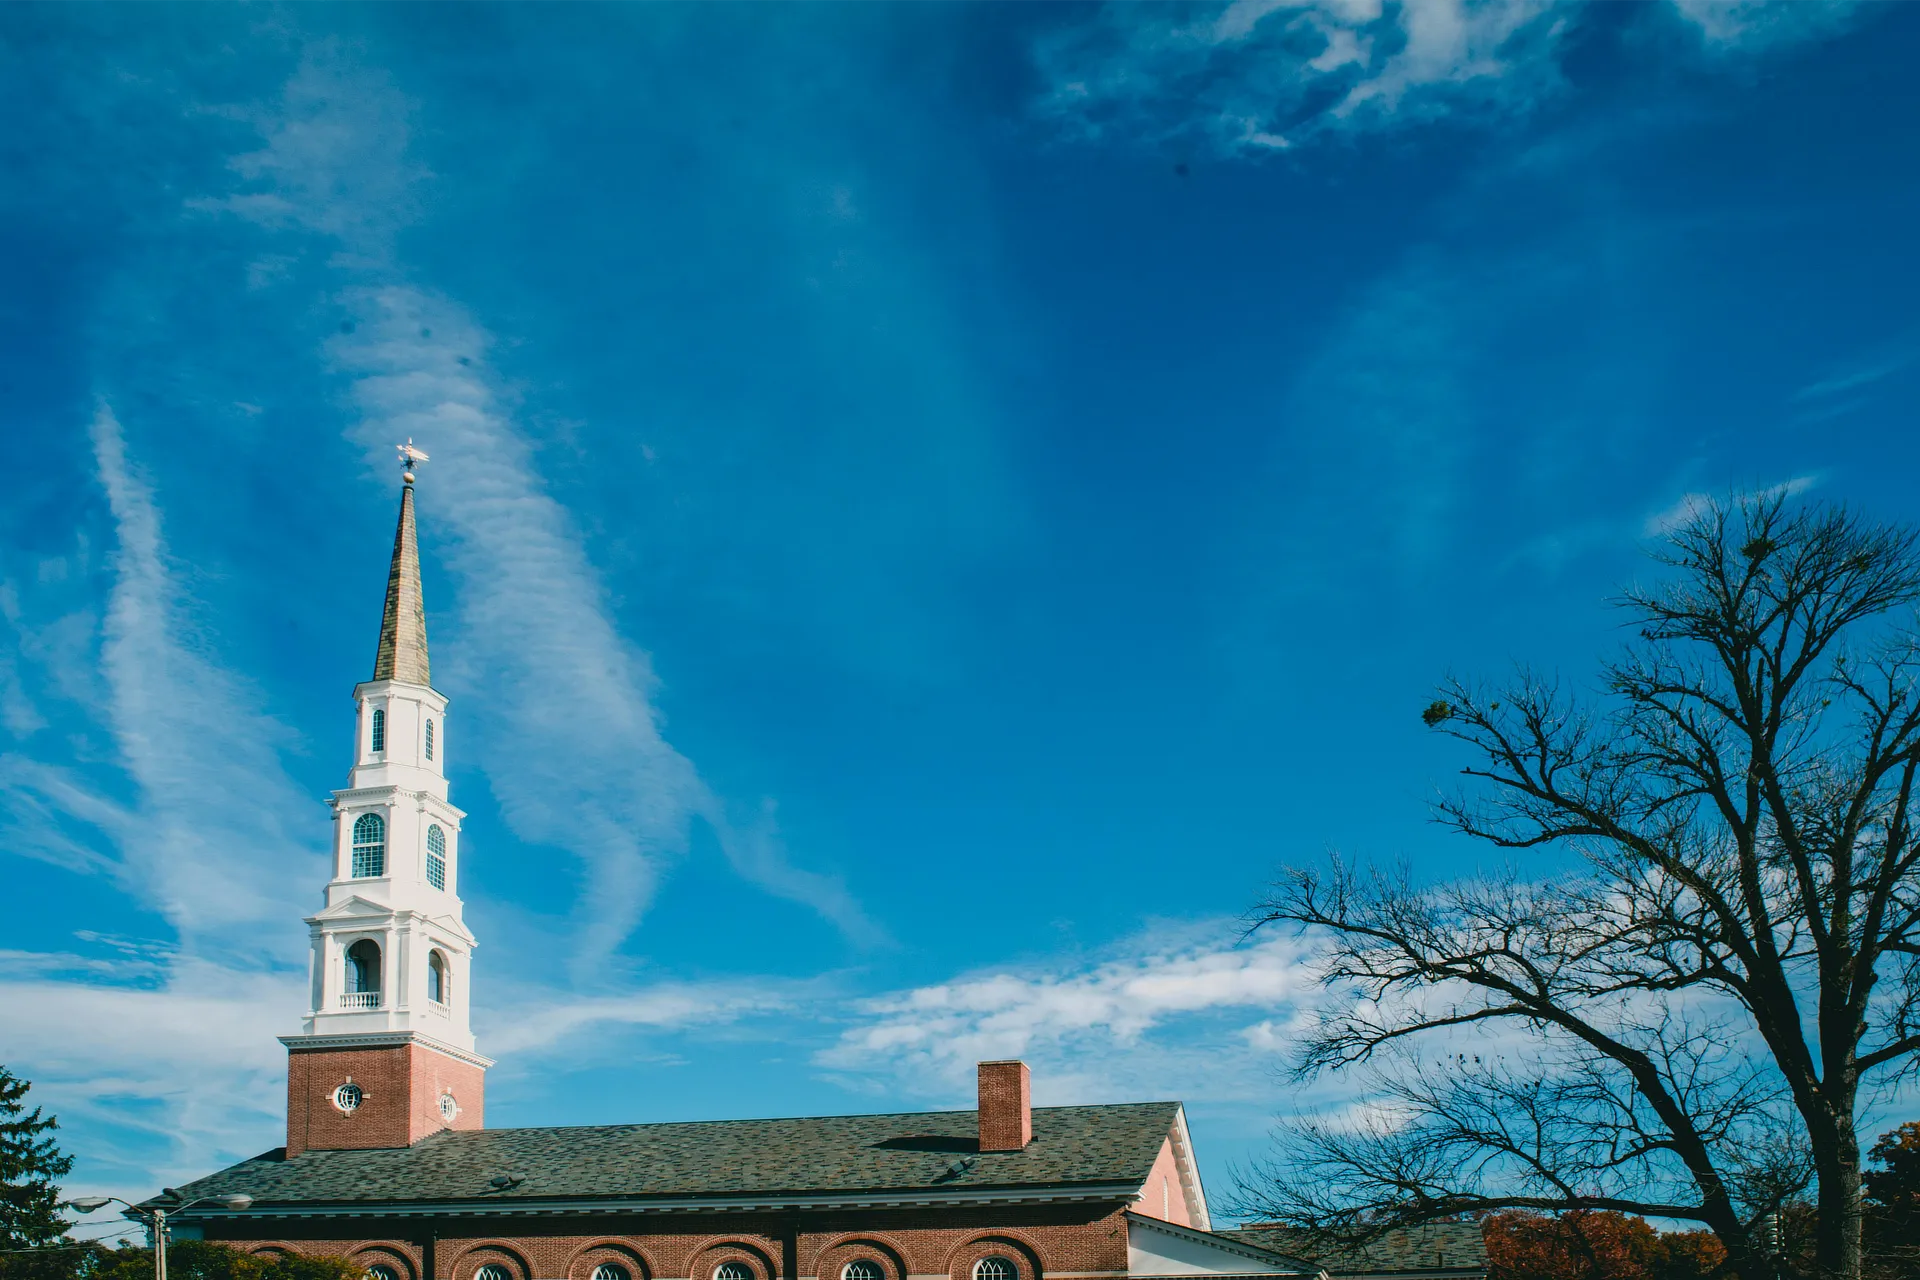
[439,1093,458,1121]
[843,1263,883,1280]
[367,1266,402,1280]
[715,1264,753,1280]
[333,1082,363,1113]
[592,1266,631,1280]
[973,1260,1016,1280]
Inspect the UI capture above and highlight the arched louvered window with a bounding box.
[352,812,386,878]
[346,939,381,995]
[428,950,449,1005]
[426,824,447,890]
[370,707,386,753]
[425,718,435,761]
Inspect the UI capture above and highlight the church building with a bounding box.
[152,458,1319,1280]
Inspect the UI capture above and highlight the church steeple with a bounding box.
[372,477,431,686]
[279,442,489,1159]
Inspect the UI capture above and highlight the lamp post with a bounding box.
[67,1192,254,1280]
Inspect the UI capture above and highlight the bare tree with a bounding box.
[1243,497,1920,1280]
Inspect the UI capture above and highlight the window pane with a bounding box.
[371,708,385,753]
[425,718,434,760]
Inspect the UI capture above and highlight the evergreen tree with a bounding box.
[0,1067,73,1249]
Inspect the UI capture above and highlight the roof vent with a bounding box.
[488,1173,525,1190]
[977,1060,1032,1152]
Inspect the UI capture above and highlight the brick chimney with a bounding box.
[977,1059,1032,1152]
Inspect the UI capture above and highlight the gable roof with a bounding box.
[1223,1225,1487,1278]
[166,1103,1184,1220]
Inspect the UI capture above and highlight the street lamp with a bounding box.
[68,1192,254,1280]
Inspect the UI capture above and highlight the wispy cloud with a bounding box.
[1034,1,1859,156]
[331,288,879,967]
[1642,473,1820,537]
[2,408,324,957]
[201,52,881,965]
[821,924,1323,1105]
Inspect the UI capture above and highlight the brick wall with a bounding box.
[287,1040,485,1157]
[214,1203,1133,1280]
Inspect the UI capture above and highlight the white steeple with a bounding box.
[292,455,482,1059]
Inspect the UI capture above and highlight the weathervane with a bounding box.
[397,438,430,485]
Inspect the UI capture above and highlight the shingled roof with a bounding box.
[166,1103,1183,1219]
[1224,1224,1487,1278]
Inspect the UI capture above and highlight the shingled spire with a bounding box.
[372,474,431,686]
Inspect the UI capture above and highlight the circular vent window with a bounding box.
[333,1082,364,1113]
[438,1093,458,1121]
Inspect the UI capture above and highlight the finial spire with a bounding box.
[372,449,431,685]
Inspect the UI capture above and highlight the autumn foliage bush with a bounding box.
[1484,1211,1725,1280]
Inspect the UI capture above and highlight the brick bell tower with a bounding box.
[280,442,491,1159]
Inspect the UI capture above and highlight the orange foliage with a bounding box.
[1485,1210,1726,1280]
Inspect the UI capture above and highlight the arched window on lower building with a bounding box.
[426,824,447,890]
[366,1265,402,1280]
[592,1265,630,1280]
[715,1264,753,1280]
[351,812,386,878]
[475,1267,513,1280]
[973,1260,1016,1280]
[344,939,381,1007]
[842,1262,882,1280]
[428,950,449,1006]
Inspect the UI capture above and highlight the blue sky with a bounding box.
[3,0,1919,1229]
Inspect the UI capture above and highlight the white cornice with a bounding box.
[176,1181,1148,1222]
[278,1029,494,1069]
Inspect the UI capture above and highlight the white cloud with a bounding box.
[331,286,879,967]
[1642,473,1820,537]
[0,956,301,1205]
[197,48,882,966]
[483,977,799,1057]
[1667,0,1857,51]
[1,408,325,958]
[821,925,1323,1105]
[1034,0,1858,156]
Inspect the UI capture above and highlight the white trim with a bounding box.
[172,1181,1147,1221]
[1125,1213,1315,1274]
[278,1029,495,1069]
[1165,1106,1211,1232]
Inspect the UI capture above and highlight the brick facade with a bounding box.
[287,1040,486,1158]
[209,1204,1133,1280]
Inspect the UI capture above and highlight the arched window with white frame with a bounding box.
[425,717,435,761]
[370,707,386,753]
[428,950,449,1006]
[714,1263,753,1280]
[352,812,386,878]
[426,824,447,891]
[345,939,381,1006]
[973,1260,1017,1280]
